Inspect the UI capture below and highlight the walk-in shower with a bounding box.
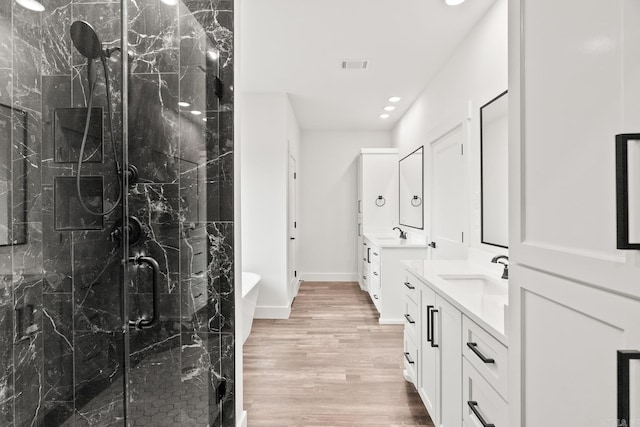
[0,0,235,425]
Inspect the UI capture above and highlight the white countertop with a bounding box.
[365,234,429,248]
[401,259,509,345]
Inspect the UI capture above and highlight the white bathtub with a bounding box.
[241,272,262,344]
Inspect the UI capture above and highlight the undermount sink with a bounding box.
[438,274,507,296]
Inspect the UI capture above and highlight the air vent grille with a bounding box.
[340,59,369,70]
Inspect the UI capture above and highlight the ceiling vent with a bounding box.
[340,59,369,70]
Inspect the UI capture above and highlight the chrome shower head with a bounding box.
[70,20,103,60]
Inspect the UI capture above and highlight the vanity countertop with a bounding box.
[365,234,429,248]
[401,259,509,345]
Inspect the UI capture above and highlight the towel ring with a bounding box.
[375,195,386,207]
[411,196,422,207]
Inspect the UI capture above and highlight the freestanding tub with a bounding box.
[241,272,262,344]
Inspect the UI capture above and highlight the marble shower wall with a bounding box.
[0,0,234,425]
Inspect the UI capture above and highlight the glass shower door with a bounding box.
[0,0,234,425]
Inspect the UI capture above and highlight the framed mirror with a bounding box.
[480,90,508,248]
[399,146,424,229]
[616,133,640,249]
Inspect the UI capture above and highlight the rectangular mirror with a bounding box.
[399,146,424,229]
[616,133,640,249]
[480,90,508,248]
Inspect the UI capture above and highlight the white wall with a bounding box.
[241,92,300,319]
[299,131,391,280]
[392,0,508,257]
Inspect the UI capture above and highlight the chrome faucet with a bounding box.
[393,227,407,240]
[491,255,509,280]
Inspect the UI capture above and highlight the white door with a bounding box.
[511,1,640,425]
[288,154,297,300]
[430,126,467,260]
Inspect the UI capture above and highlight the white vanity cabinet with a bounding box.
[365,237,428,323]
[356,148,398,290]
[419,282,462,427]
[402,261,509,427]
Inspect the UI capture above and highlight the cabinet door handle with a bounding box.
[404,352,415,364]
[373,271,378,276]
[373,252,379,256]
[373,294,378,299]
[618,350,640,425]
[467,401,495,427]
[430,307,439,348]
[404,281,415,290]
[363,258,366,261]
[404,314,415,324]
[426,305,433,344]
[467,342,495,364]
[363,275,367,280]
[367,248,371,263]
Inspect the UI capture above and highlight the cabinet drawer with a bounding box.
[462,315,508,401]
[404,332,418,387]
[403,274,419,304]
[404,296,419,340]
[463,358,507,427]
[370,245,381,263]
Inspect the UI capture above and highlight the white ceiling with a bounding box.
[240,0,497,131]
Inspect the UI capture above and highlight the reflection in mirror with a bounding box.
[399,146,424,229]
[481,90,508,248]
[629,139,640,243]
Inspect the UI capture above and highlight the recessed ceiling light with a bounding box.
[445,0,465,5]
[388,96,401,103]
[190,110,202,115]
[16,0,45,11]
[178,101,190,107]
[160,0,178,5]
[380,114,390,119]
[202,118,207,122]
[207,50,219,61]
[384,106,396,112]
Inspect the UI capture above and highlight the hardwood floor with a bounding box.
[243,281,434,426]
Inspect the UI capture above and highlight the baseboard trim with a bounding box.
[379,318,404,325]
[238,410,247,427]
[254,305,292,319]
[300,273,358,282]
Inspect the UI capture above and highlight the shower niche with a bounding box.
[53,107,104,163]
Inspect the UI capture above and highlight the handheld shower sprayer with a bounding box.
[69,20,123,217]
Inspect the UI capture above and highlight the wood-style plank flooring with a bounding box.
[243,281,434,426]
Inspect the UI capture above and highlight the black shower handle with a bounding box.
[129,255,160,330]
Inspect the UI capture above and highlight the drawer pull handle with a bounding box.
[467,342,495,364]
[404,314,415,324]
[426,305,433,344]
[373,252,379,256]
[404,282,415,290]
[404,352,415,364]
[373,294,379,299]
[429,306,438,348]
[363,258,366,261]
[467,401,495,427]
[618,350,640,425]
[373,272,378,276]
[363,275,367,280]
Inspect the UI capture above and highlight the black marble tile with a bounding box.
[54,107,104,163]
[73,330,125,425]
[43,293,74,403]
[12,222,43,274]
[128,184,180,294]
[128,73,179,183]
[209,222,233,333]
[42,76,74,186]
[73,224,122,332]
[43,0,72,76]
[220,332,235,426]
[128,0,179,74]
[180,332,221,425]
[13,109,43,224]
[13,275,44,427]
[0,267,14,427]
[0,3,12,106]
[206,179,233,222]
[42,186,73,293]
[13,39,42,113]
